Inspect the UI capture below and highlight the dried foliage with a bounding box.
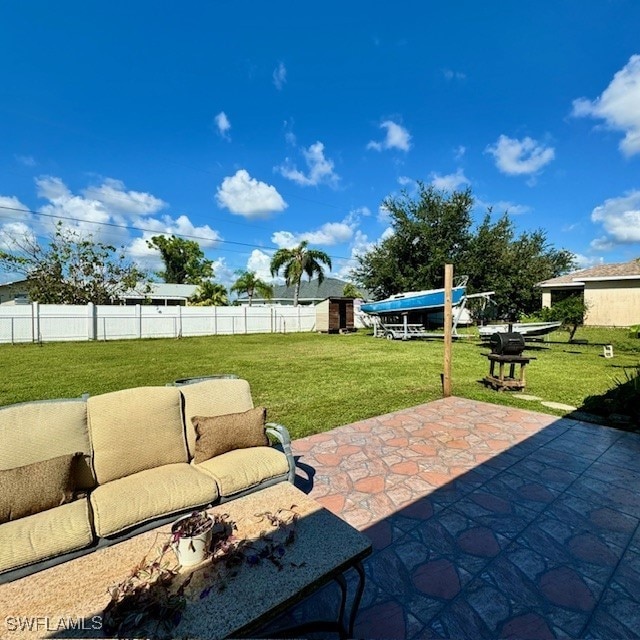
[103,506,300,638]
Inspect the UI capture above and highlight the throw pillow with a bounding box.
[0,452,80,523]
[192,407,268,463]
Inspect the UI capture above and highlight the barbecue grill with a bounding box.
[489,331,525,356]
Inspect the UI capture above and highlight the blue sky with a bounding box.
[1,1,639,290]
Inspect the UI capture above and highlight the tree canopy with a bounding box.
[147,235,213,285]
[0,223,147,304]
[270,241,332,306]
[189,281,229,306]
[230,270,273,306]
[353,184,575,317]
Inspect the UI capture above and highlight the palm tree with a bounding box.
[270,241,332,306]
[230,270,274,306]
[189,281,229,306]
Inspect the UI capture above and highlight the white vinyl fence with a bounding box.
[0,303,317,344]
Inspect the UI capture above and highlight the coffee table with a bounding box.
[0,482,371,638]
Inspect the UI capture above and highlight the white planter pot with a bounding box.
[171,515,213,567]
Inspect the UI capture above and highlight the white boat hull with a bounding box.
[479,321,562,338]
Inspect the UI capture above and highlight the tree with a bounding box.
[0,223,147,304]
[147,235,213,285]
[230,270,273,306]
[342,282,364,298]
[539,294,589,341]
[189,281,229,306]
[353,185,575,316]
[353,184,474,299]
[270,241,332,306]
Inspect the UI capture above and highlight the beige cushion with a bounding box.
[180,379,254,458]
[192,407,268,463]
[87,387,188,484]
[197,447,289,498]
[0,399,94,489]
[0,453,80,524]
[0,499,93,574]
[89,463,218,537]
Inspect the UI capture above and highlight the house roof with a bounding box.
[538,258,640,288]
[239,277,370,302]
[123,283,199,300]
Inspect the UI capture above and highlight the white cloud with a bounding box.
[454,146,466,160]
[15,155,36,167]
[476,198,531,216]
[443,69,466,81]
[271,208,368,251]
[572,55,640,156]
[276,141,339,187]
[247,249,277,282]
[590,190,640,244]
[590,237,615,251]
[377,203,391,222]
[273,62,287,90]
[367,120,412,152]
[272,222,353,248]
[83,178,167,215]
[216,169,287,218]
[211,257,235,288]
[214,111,231,140]
[573,253,604,269]
[485,135,555,176]
[0,195,29,219]
[430,168,470,191]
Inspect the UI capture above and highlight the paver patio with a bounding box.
[270,397,640,638]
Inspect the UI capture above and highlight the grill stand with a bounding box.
[483,353,534,391]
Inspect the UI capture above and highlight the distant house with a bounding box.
[0,279,29,306]
[236,277,369,306]
[537,258,640,327]
[121,283,199,306]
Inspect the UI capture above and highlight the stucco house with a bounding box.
[0,279,29,305]
[538,258,640,327]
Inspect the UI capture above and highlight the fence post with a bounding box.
[136,304,142,339]
[32,302,40,343]
[244,306,247,334]
[87,302,97,341]
[178,305,182,338]
[270,307,274,334]
[298,306,301,332]
[214,306,217,335]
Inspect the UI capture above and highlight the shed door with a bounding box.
[339,302,347,329]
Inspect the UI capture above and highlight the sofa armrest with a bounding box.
[265,422,295,484]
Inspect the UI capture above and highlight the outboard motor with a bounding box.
[489,332,525,356]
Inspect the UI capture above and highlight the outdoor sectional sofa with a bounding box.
[0,377,295,584]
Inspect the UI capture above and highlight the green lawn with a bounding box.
[1,327,638,439]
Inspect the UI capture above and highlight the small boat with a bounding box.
[361,285,466,315]
[478,321,562,339]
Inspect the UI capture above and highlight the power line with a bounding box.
[0,204,359,263]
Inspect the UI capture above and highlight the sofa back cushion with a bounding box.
[0,398,94,489]
[179,379,254,458]
[87,386,188,484]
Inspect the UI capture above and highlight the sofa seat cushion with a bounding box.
[0,499,93,575]
[90,463,218,537]
[196,447,289,498]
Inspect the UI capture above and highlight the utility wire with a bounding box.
[0,204,359,263]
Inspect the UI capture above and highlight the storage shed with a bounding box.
[315,297,355,333]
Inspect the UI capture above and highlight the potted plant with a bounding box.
[171,510,215,567]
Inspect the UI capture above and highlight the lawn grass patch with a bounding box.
[1,327,638,439]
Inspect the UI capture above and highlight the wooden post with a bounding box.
[443,264,453,397]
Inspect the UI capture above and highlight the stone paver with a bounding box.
[275,397,640,638]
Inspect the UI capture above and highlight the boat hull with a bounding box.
[478,321,562,338]
[361,286,466,315]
